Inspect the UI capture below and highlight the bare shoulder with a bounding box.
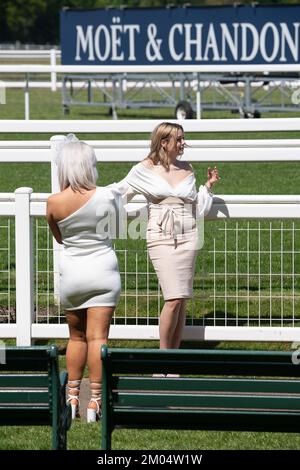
[46,192,66,217]
[47,192,62,206]
[140,158,153,168]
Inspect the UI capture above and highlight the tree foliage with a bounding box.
[0,0,299,45]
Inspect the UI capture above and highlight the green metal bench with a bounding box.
[0,345,71,450]
[101,346,300,450]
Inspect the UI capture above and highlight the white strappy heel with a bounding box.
[87,397,102,423]
[67,379,81,419]
[87,382,102,423]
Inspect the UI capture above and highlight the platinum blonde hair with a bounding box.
[56,140,98,192]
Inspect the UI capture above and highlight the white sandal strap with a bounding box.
[67,394,80,405]
[67,380,81,405]
[88,397,101,414]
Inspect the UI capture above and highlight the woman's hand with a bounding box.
[206,166,220,189]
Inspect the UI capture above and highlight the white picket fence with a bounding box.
[1,118,300,345]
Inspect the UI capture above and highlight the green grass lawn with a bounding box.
[2,421,300,450]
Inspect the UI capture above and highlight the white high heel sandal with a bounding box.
[67,379,81,420]
[67,395,80,419]
[87,397,101,423]
[87,382,102,423]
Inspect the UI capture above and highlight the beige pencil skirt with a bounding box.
[147,198,199,300]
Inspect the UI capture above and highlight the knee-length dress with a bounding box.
[57,187,122,310]
[113,163,213,300]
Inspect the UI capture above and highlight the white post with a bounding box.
[50,135,64,193]
[196,90,201,120]
[50,135,65,304]
[25,74,30,120]
[196,73,201,120]
[15,187,34,346]
[50,49,57,92]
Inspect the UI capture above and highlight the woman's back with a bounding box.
[56,186,121,253]
[50,186,122,310]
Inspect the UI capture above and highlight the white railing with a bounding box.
[0,49,61,92]
[2,64,300,73]
[0,49,60,59]
[1,117,300,133]
[1,62,300,119]
[2,138,300,164]
[0,118,300,344]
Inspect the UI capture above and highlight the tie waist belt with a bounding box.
[149,197,195,239]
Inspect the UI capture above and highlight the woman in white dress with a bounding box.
[114,122,219,356]
[47,136,122,422]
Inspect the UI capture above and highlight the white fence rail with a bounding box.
[2,138,300,164]
[0,49,61,59]
[0,118,300,345]
[2,117,300,133]
[0,49,61,92]
[1,62,300,119]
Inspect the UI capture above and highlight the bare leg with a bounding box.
[171,300,186,349]
[65,309,87,413]
[66,309,87,380]
[86,306,114,411]
[159,299,182,349]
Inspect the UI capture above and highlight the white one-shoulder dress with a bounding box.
[113,163,213,300]
[57,187,122,310]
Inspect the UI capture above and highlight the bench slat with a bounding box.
[0,374,49,388]
[0,391,49,404]
[113,377,300,394]
[0,408,51,426]
[113,391,300,411]
[0,348,51,372]
[113,409,300,433]
[106,349,300,377]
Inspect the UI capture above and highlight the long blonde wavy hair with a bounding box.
[145,122,184,171]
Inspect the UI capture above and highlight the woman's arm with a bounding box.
[108,179,137,203]
[197,166,220,217]
[107,164,142,205]
[46,197,63,244]
[197,185,213,217]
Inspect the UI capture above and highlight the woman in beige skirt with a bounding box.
[113,122,219,351]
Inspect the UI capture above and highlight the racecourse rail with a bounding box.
[1,63,300,119]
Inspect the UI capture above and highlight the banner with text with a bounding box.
[60,5,300,66]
